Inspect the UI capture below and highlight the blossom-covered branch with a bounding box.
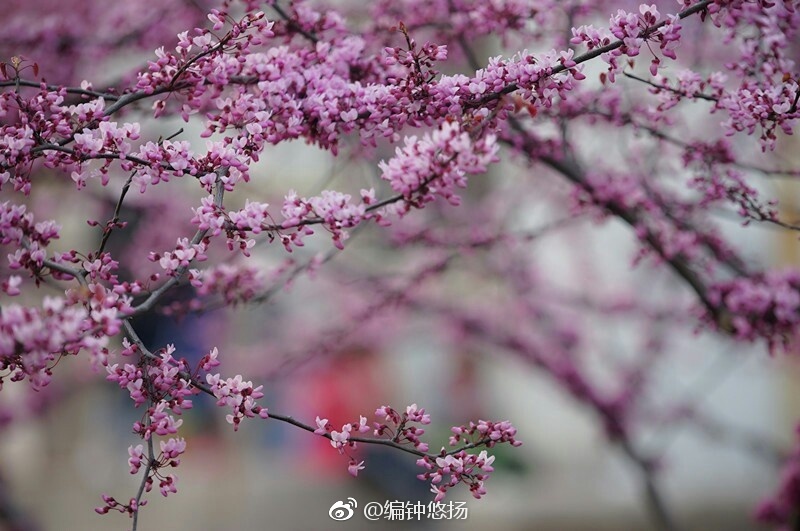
[3,0,800,529]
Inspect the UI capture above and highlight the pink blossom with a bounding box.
[348,459,366,477]
[127,445,145,474]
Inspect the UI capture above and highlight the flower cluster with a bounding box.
[709,270,800,349]
[332,416,371,450]
[719,79,800,152]
[0,297,109,389]
[127,140,193,193]
[313,404,437,479]
[572,4,682,81]
[312,403,522,496]
[7,0,800,527]
[696,0,799,151]
[417,450,497,502]
[94,494,144,517]
[103,340,270,509]
[1,201,60,278]
[206,373,269,430]
[280,188,375,250]
[106,343,195,414]
[126,437,186,495]
[189,120,499,253]
[448,419,522,448]
[135,11,275,114]
[189,263,266,306]
[417,420,520,501]
[378,120,499,213]
[373,403,432,451]
[646,70,726,113]
[150,237,209,277]
[755,425,800,528]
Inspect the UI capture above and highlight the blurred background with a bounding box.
[1,1,799,530]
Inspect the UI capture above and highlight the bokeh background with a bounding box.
[1,1,799,530]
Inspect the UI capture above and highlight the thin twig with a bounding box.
[97,173,134,256]
[130,417,155,531]
[622,70,718,102]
